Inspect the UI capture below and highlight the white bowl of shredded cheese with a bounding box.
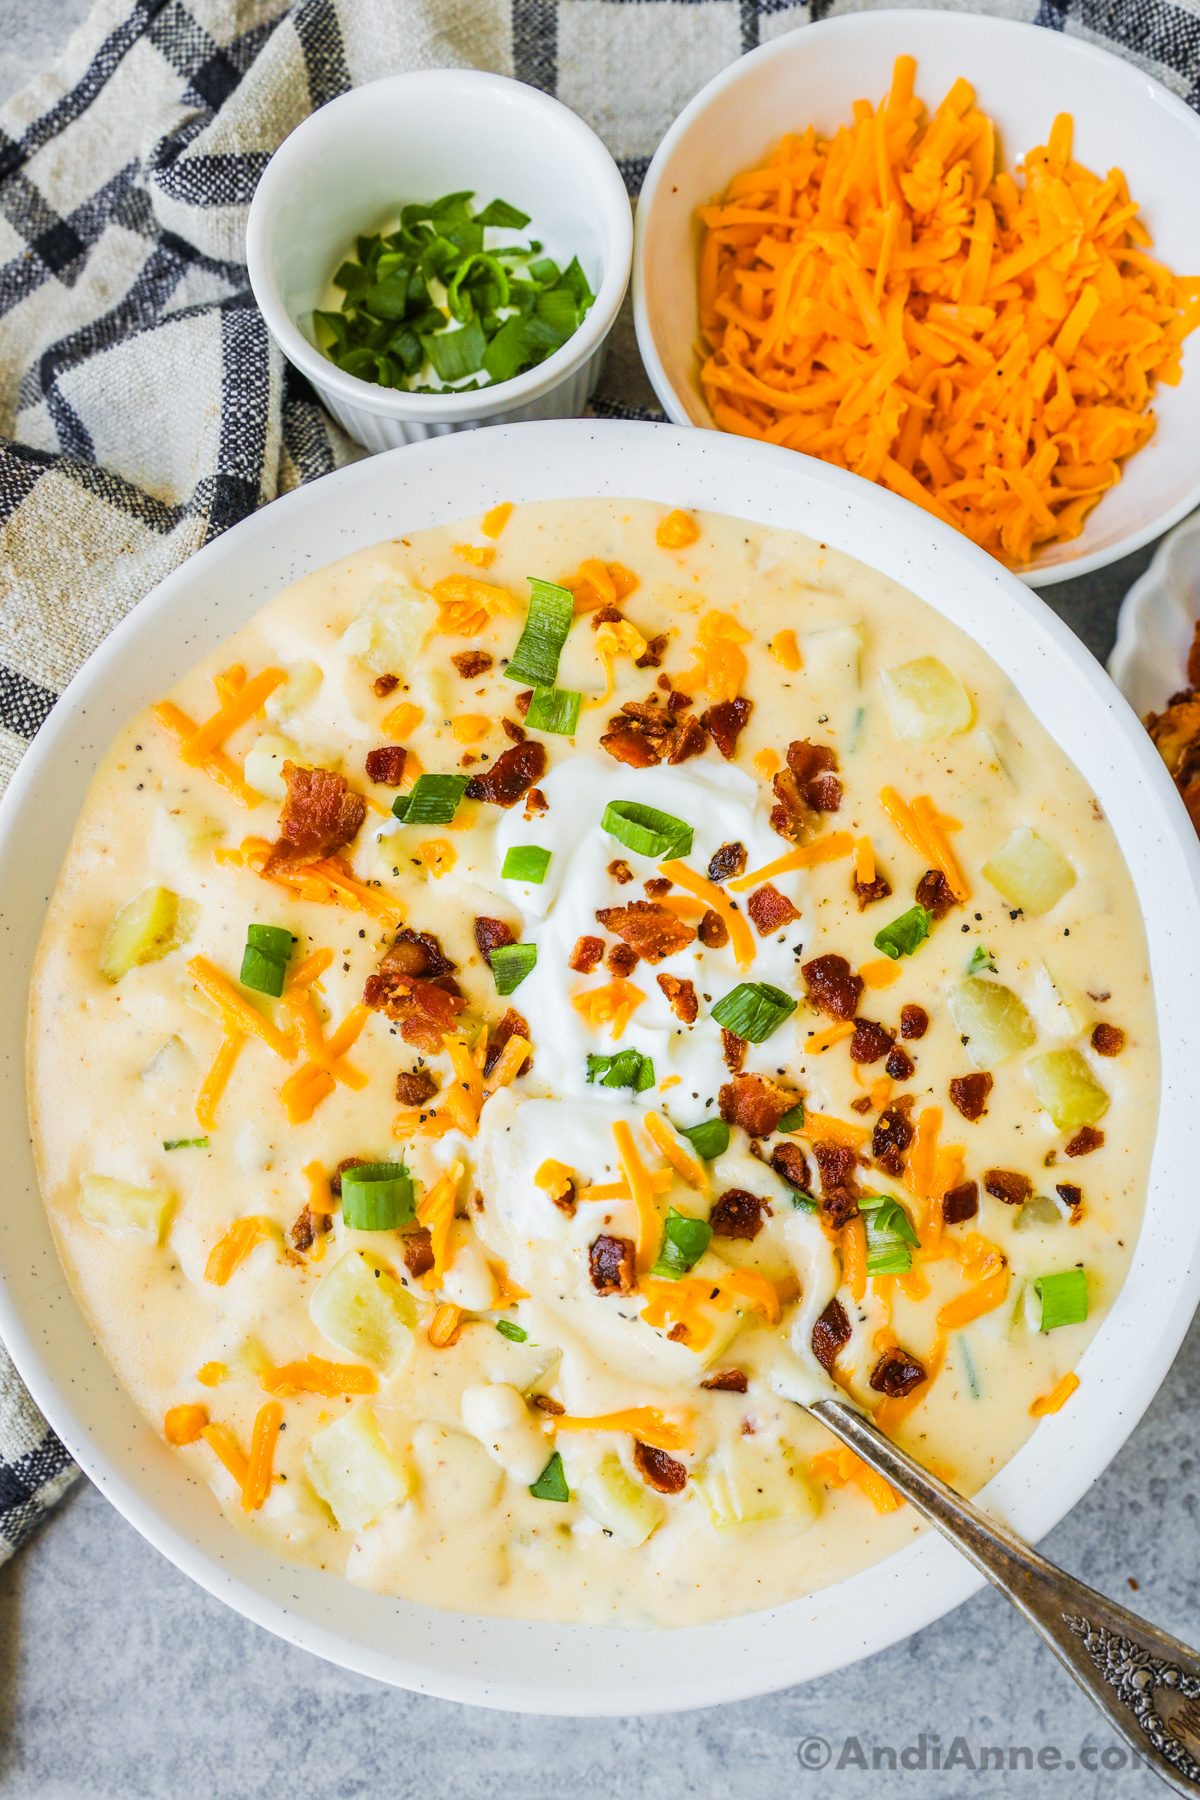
[3,420,1200,1712]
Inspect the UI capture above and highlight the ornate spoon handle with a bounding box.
[809,1396,1200,1796]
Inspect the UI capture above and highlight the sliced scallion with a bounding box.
[240,943,287,998]
[677,1118,730,1160]
[247,924,293,960]
[504,577,575,687]
[502,845,551,884]
[163,1136,209,1151]
[585,1049,655,1092]
[967,944,997,974]
[651,1207,713,1279]
[874,905,932,961]
[490,942,537,995]
[601,801,693,861]
[776,1101,806,1134]
[495,1319,528,1342]
[341,1163,416,1231]
[1034,1268,1088,1331]
[525,685,581,736]
[474,198,531,229]
[710,982,797,1044]
[529,1450,570,1502]
[860,1193,920,1275]
[392,773,470,825]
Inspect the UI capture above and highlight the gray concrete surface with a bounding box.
[0,5,1194,1797]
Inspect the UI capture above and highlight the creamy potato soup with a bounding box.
[28,500,1156,1629]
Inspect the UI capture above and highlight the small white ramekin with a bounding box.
[247,70,632,451]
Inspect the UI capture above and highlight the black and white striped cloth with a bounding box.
[0,0,1197,1557]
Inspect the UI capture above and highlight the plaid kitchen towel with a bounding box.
[0,0,1198,1554]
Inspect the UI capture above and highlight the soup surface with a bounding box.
[28,499,1157,1628]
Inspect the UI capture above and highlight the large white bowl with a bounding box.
[246,71,633,452]
[633,13,1200,588]
[4,422,1200,1714]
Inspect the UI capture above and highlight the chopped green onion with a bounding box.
[502,845,551,884]
[776,1101,806,1134]
[163,1136,209,1151]
[586,1049,655,1092]
[495,1319,528,1342]
[861,1194,920,1275]
[959,1334,982,1399]
[391,773,469,825]
[491,942,537,995]
[341,1163,416,1231]
[601,801,693,861]
[1034,1268,1088,1331]
[791,1193,817,1214]
[529,1450,570,1502]
[525,685,581,736]
[711,982,797,1043]
[651,1207,713,1279]
[247,924,293,960]
[420,316,487,383]
[474,197,531,229]
[677,1118,730,1160]
[967,944,997,974]
[240,943,287,998]
[874,905,933,961]
[504,577,576,687]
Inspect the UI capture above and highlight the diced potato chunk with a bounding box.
[1026,1049,1109,1131]
[948,978,1035,1068]
[264,659,323,725]
[1031,962,1091,1040]
[243,733,300,803]
[695,1437,820,1532]
[79,1174,173,1244]
[340,580,437,677]
[801,622,862,688]
[982,827,1075,915]
[575,1452,664,1547]
[139,1034,192,1088]
[100,887,200,983]
[309,1250,417,1374]
[305,1405,412,1533]
[879,656,972,745]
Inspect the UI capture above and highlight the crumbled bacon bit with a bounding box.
[949,1072,993,1121]
[524,787,548,816]
[811,1297,851,1373]
[747,883,801,935]
[721,1028,747,1073]
[594,900,696,964]
[382,926,456,977]
[290,1203,330,1253]
[606,942,640,977]
[813,1141,860,1228]
[261,763,367,876]
[402,1228,435,1279]
[707,841,747,882]
[608,858,634,885]
[915,869,954,919]
[886,1045,915,1081]
[666,687,692,711]
[984,1168,1032,1205]
[473,917,517,965]
[634,1440,687,1494]
[552,1182,577,1218]
[483,1007,532,1078]
[869,1347,927,1397]
[850,1095,874,1115]
[644,877,672,898]
[635,633,668,669]
[853,871,893,909]
[373,673,400,698]
[941,1181,979,1224]
[396,1068,438,1106]
[365,745,407,786]
[702,1369,749,1393]
[657,973,698,1023]
[600,716,661,767]
[900,1003,929,1040]
[668,714,709,764]
[1056,1182,1083,1210]
[701,698,752,760]
[465,740,546,806]
[533,1394,565,1415]
[872,1107,913,1176]
[719,1073,796,1137]
[787,739,842,811]
[501,718,526,743]
[1091,1023,1125,1056]
[364,973,465,1051]
[850,1017,894,1064]
[569,935,605,974]
[590,605,623,629]
[770,1141,813,1193]
[589,1233,636,1295]
[709,1188,771,1239]
[699,908,729,949]
[514,689,533,718]
[1065,1126,1104,1157]
[801,953,863,1021]
[451,650,493,678]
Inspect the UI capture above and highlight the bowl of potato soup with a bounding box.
[4,421,1200,1713]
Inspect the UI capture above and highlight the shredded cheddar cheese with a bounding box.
[480,501,513,538]
[655,510,700,550]
[859,957,901,990]
[242,1399,282,1512]
[644,1112,710,1194]
[1030,1371,1080,1416]
[164,1404,208,1446]
[572,977,646,1040]
[674,610,751,703]
[553,1407,691,1452]
[453,543,496,568]
[658,858,756,968]
[810,1447,902,1513]
[204,1215,277,1286]
[260,1357,378,1398]
[730,831,854,889]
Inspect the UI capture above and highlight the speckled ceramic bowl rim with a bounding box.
[3,421,1199,1714]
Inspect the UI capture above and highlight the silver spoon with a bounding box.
[807,1396,1200,1796]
